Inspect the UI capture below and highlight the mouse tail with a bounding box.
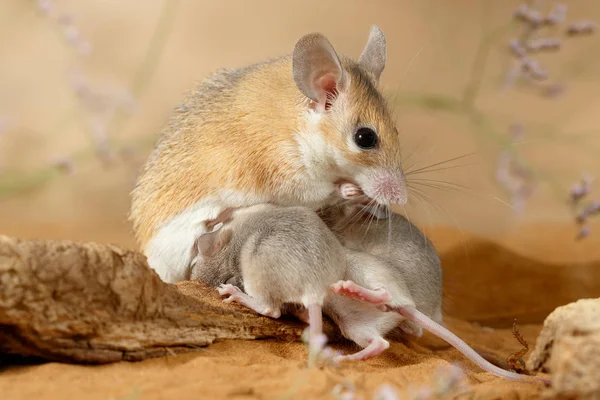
[306,302,326,368]
[391,306,550,386]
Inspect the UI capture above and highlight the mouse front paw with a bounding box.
[339,182,363,199]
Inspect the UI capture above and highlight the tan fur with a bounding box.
[130,53,400,249]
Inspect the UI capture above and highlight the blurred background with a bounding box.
[1,0,599,261]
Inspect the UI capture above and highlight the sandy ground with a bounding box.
[1,1,600,399]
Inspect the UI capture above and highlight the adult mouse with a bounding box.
[130,25,409,284]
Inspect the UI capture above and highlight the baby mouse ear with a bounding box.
[358,25,386,82]
[194,225,232,258]
[293,32,347,113]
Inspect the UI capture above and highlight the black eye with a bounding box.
[354,127,378,149]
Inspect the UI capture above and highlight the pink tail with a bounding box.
[393,306,550,385]
[306,303,325,368]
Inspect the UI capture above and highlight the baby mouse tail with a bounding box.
[306,302,326,368]
[391,306,550,386]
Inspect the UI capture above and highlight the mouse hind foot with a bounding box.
[217,284,281,318]
[335,336,390,362]
[330,280,392,306]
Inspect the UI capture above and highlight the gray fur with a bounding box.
[190,204,347,310]
[319,204,444,336]
[358,25,387,81]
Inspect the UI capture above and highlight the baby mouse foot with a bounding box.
[217,284,281,319]
[335,336,390,362]
[330,280,392,305]
[217,283,244,298]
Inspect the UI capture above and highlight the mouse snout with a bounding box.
[357,170,408,206]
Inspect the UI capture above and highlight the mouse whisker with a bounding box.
[356,199,377,233]
[362,201,379,239]
[404,152,478,176]
[334,202,371,232]
[387,204,393,251]
[405,162,481,176]
[400,201,415,244]
[399,135,431,173]
[407,178,473,191]
[408,179,519,212]
[407,185,471,261]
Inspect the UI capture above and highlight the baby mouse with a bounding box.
[130,25,409,284]
[318,184,550,385]
[320,182,443,339]
[189,203,377,364]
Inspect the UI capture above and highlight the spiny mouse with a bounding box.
[130,25,409,283]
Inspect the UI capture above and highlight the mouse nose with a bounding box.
[372,173,408,205]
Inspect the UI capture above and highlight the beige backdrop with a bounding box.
[1,0,599,259]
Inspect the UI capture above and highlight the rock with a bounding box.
[527,298,600,399]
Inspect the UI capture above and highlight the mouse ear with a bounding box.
[293,32,347,113]
[194,225,232,258]
[358,25,386,82]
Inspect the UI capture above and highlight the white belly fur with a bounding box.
[144,189,269,283]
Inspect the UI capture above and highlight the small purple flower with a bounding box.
[513,4,529,21]
[569,175,592,204]
[521,57,548,80]
[51,156,75,175]
[567,21,597,36]
[545,4,567,25]
[576,226,590,240]
[528,10,544,26]
[578,200,600,223]
[541,83,566,98]
[509,39,527,57]
[527,38,561,52]
[37,0,54,15]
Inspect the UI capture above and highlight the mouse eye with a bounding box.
[354,127,378,149]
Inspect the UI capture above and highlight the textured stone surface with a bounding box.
[528,298,600,399]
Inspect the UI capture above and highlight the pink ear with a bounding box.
[315,73,339,111]
[213,239,223,254]
[195,230,221,258]
[213,229,233,255]
[293,32,347,113]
